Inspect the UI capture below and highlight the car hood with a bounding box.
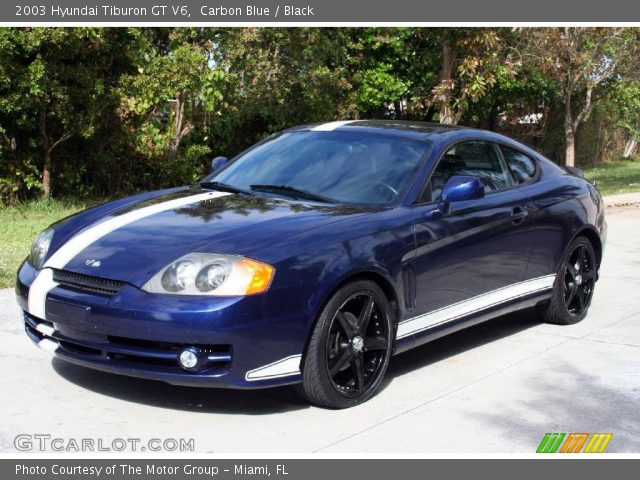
[50,187,369,286]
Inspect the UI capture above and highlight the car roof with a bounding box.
[284,120,546,157]
[286,120,488,142]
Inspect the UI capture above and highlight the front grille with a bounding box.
[52,268,124,296]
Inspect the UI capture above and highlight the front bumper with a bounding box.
[16,261,310,389]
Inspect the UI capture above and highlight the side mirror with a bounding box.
[425,175,485,220]
[211,156,229,173]
[441,175,485,203]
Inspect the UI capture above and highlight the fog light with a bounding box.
[178,347,201,371]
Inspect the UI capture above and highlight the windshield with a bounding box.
[205,131,430,206]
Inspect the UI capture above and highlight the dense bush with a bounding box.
[1,27,639,205]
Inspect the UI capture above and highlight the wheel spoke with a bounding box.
[336,312,355,337]
[329,348,353,377]
[582,270,595,281]
[326,289,392,398]
[352,356,365,392]
[576,246,586,271]
[576,288,585,311]
[357,296,375,332]
[364,336,387,351]
[565,284,577,309]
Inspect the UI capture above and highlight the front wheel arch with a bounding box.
[297,279,395,407]
[300,269,400,373]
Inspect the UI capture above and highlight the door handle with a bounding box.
[511,206,529,224]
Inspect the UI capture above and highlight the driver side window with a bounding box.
[421,140,510,202]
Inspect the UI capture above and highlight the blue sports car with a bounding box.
[16,121,607,408]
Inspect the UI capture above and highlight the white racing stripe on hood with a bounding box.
[27,268,56,321]
[310,120,356,131]
[27,190,230,320]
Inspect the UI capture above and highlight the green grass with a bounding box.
[0,198,96,288]
[583,159,640,196]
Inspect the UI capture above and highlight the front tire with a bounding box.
[298,280,394,408]
[539,236,597,325]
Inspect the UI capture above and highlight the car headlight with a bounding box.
[142,253,275,296]
[29,228,54,270]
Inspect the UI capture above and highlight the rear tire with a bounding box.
[539,236,597,325]
[297,280,394,408]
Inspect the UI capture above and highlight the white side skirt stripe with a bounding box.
[245,355,302,381]
[27,191,230,320]
[310,120,356,131]
[397,275,556,339]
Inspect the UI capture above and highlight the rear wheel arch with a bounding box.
[539,235,597,325]
[569,227,603,270]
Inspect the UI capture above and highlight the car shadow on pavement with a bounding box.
[385,308,541,382]
[51,360,310,415]
[51,308,541,414]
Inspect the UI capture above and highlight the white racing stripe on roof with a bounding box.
[310,120,356,131]
[27,190,230,320]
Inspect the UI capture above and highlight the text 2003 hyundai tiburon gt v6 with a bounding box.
[16,121,606,408]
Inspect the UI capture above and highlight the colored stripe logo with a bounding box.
[537,432,613,453]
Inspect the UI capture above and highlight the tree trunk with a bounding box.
[39,112,52,198]
[440,36,454,83]
[623,138,638,159]
[439,105,458,125]
[38,112,72,197]
[563,83,593,167]
[565,126,576,167]
[564,87,576,167]
[42,149,52,198]
[437,34,458,125]
[167,97,184,162]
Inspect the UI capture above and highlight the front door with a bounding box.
[400,140,534,340]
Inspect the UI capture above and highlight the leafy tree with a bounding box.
[356,64,409,114]
[348,28,421,118]
[428,28,517,125]
[212,28,355,148]
[0,28,125,197]
[3,26,640,204]
[608,79,640,158]
[117,30,225,164]
[522,27,640,166]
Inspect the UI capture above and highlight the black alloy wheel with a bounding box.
[298,280,394,408]
[326,292,390,397]
[539,236,598,325]
[563,242,596,316]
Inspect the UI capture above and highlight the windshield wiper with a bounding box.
[199,181,254,196]
[250,184,336,204]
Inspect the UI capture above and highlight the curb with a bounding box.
[603,192,640,209]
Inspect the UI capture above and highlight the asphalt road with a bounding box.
[1,207,639,454]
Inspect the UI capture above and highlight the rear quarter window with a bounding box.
[500,146,537,185]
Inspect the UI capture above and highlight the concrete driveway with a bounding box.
[1,207,639,454]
